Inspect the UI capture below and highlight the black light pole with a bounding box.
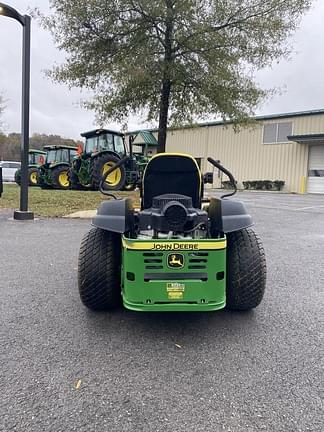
[0,2,33,220]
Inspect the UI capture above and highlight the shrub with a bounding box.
[242,180,285,191]
[243,181,250,189]
[263,180,272,190]
[221,180,237,189]
[273,180,285,191]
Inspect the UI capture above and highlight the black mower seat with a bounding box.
[142,153,202,209]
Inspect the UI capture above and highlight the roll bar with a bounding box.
[207,157,237,198]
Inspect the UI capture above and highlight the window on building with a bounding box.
[308,169,324,177]
[263,123,277,143]
[263,122,293,144]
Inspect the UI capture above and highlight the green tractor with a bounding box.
[69,129,153,191]
[14,149,46,186]
[78,153,266,312]
[124,130,158,190]
[38,145,78,189]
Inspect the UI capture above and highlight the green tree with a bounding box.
[41,0,311,152]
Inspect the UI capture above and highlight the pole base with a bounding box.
[13,210,34,220]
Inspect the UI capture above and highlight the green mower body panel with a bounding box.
[121,236,226,312]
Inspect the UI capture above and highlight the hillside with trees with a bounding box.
[0,133,82,161]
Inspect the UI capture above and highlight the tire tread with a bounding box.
[226,227,266,310]
[78,227,121,310]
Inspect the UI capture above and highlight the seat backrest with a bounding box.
[142,153,202,209]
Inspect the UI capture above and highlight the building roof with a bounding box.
[129,108,324,134]
[133,131,158,146]
[288,133,324,145]
[81,128,124,138]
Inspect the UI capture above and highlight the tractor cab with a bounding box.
[15,149,47,186]
[43,145,77,166]
[28,150,46,166]
[81,129,126,158]
[78,152,266,313]
[38,145,78,189]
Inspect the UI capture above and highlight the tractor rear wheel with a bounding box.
[226,227,266,311]
[92,154,126,191]
[14,170,21,186]
[52,166,70,190]
[78,227,121,310]
[28,168,39,186]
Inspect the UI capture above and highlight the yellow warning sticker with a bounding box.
[167,283,185,291]
[167,283,185,300]
[168,291,184,300]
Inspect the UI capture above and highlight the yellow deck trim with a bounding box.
[122,238,226,251]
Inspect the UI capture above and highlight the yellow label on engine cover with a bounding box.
[168,291,184,300]
[167,283,185,300]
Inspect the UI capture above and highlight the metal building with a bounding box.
[162,109,324,194]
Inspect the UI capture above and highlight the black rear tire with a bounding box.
[78,227,121,311]
[28,167,39,186]
[14,169,21,186]
[91,154,126,191]
[226,228,266,311]
[51,166,70,190]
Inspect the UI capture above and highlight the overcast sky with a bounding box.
[0,0,323,140]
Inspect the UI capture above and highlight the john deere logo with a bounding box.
[167,253,184,269]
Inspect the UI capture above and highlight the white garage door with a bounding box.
[308,145,324,194]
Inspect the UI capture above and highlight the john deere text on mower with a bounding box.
[14,149,46,186]
[78,153,266,312]
[38,145,78,189]
[69,129,146,191]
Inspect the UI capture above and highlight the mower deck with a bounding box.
[121,236,227,312]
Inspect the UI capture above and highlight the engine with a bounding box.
[137,194,208,239]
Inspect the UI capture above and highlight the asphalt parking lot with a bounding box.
[0,192,323,432]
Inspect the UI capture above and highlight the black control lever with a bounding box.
[99,156,130,197]
[207,157,237,198]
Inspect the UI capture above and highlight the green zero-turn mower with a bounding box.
[38,145,78,189]
[78,153,266,312]
[14,149,46,186]
[69,129,150,191]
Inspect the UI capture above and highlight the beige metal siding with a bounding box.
[165,113,324,193]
